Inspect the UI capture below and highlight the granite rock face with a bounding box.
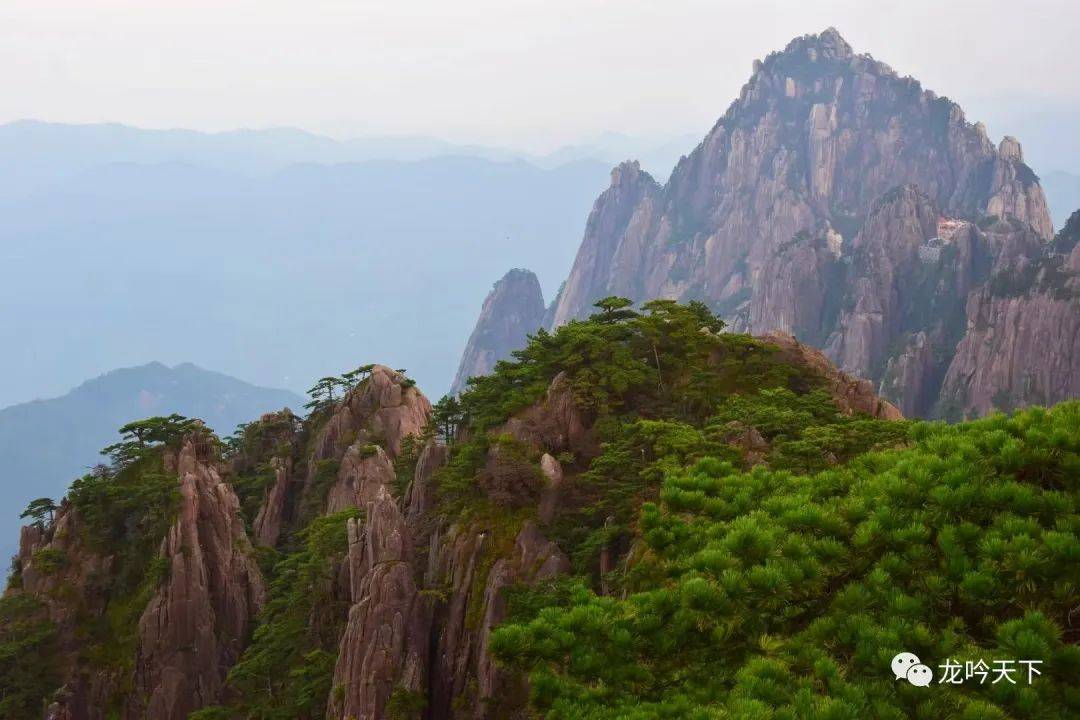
[529,27,1064,417]
[313,365,432,462]
[938,225,1080,418]
[239,410,303,548]
[128,434,265,720]
[549,161,663,328]
[9,336,908,720]
[15,509,117,720]
[760,331,903,420]
[11,430,266,720]
[327,487,431,720]
[451,269,547,394]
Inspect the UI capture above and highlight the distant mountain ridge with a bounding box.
[0,362,301,561]
[0,119,691,199]
[0,149,613,409]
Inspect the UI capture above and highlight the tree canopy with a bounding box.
[491,403,1080,719]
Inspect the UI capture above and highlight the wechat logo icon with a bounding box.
[892,652,933,687]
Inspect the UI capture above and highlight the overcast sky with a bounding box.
[1,0,1077,161]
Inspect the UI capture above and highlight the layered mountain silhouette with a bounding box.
[0,151,612,409]
[455,28,1079,418]
[4,27,1079,720]
[0,362,301,561]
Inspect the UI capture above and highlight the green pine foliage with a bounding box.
[3,300,1077,720]
[490,403,1080,719]
[440,299,816,515]
[445,299,910,590]
[0,417,188,716]
[0,594,60,717]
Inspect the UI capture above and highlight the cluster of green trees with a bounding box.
[490,403,1080,719]
[0,593,59,717]
[302,364,413,413]
[436,298,905,567]
[4,415,198,716]
[302,364,376,412]
[424,298,1078,718]
[4,297,1077,719]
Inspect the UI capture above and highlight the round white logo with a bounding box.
[906,663,933,687]
[891,652,921,680]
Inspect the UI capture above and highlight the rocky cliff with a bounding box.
[10,425,265,720]
[4,299,919,719]
[528,27,1070,417]
[450,269,546,394]
[127,435,265,720]
[937,219,1080,418]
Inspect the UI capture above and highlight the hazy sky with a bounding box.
[1,0,1078,157]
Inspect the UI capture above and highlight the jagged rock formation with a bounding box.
[13,430,265,720]
[520,27,1069,417]
[5,309,916,720]
[451,269,546,394]
[314,365,432,460]
[937,218,1080,418]
[128,435,265,720]
[426,520,569,720]
[328,487,430,720]
[499,371,597,458]
[320,370,574,720]
[17,510,118,720]
[238,410,303,548]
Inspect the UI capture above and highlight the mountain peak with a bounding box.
[781,26,854,62]
[451,268,546,394]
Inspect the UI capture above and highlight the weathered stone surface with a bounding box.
[451,269,546,393]
[549,160,663,327]
[826,186,940,379]
[538,453,564,524]
[301,364,432,518]
[327,487,430,720]
[540,28,1059,417]
[326,443,397,514]
[500,371,597,458]
[234,410,303,548]
[985,137,1054,240]
[761,331,903,420]
[251,454,293,547]
[11,505,118,720]
[878,331,938,418]
[429,521,569,720]
[15,509,111,626]
[429,525,487,718]
[473,523,569,716]
[313,365,432,462]
[406,440,449,528]
[938,250,1080,418]
[128,434,265,720]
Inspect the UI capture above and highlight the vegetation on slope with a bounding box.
[438,298,910,580]
[491,403,1080,719]
[2,415,192,716]
[2,298,1077,720]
